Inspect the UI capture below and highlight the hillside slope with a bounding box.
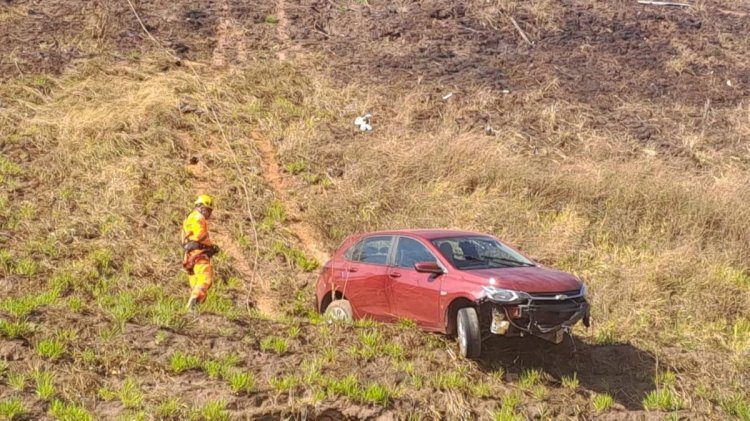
[1,0,749,419]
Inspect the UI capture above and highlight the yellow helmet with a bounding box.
[195,194,214,209]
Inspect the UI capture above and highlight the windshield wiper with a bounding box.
[468,255,534,267]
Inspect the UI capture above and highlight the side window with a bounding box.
[345,236,393,265]
[395,237,437,269]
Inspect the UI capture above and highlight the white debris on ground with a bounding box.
[442,92,453,101]
[355,114,373,131]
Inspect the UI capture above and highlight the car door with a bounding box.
[388,236,443,330]
[342,235,396,321]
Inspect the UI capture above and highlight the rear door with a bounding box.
[388,236,443,329]
[342,235,396,321]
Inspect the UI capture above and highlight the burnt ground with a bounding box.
[1,0,749,419]
[2,0,748,155]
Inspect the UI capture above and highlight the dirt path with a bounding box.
[253,132,330,265]
[179,130,275,316]
[211,0,248,67]
[274,0,289,61]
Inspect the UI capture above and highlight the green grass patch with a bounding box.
[324,374,359,399]
[1,297,36,318]
[431,370,467,390]
[203,360,223,380]
[269,374,298,393]
[262,200,286,229]
[265,15,279,24]
[350,330,404,360]
[260,336,289,354]
[0,397,26,420]
[36,337,66,360]
[470,382,491,398]
[593,326,618,345]
[592,393,615,412]
[12,258,38,277]
[720,394,750,420]
[518,368,543,389]
[195,400,228,421]
[157,397,183,418]
[169,352,201,373]
[228,371,256,394]
[284,160,307,175]
[561,373,579,389]
[271,241,319,272]
[48,399,93,421]
[118,378,143,408]
[0,320,33,339]
[34,369,56,400]
[8,372,26,391]
[149,296,187,330]
[360,383,391,406]
[490,393,523,421]
[643,389,684,411]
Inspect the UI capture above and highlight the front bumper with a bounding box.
[480,293,590,337]
[515,299,589,335]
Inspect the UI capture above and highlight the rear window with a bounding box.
[344,236,393,265]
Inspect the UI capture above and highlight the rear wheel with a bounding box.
[324,299,353,322]
[457,307,481,359]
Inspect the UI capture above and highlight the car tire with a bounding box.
[324,299,353,322]
[457,307,481,359]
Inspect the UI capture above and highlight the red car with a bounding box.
[316,230,590,358]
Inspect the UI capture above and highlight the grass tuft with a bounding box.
[169,352,201,373]
[561,373,579,389]
[118,378,143,409]
[0,397,26,420]
[518,369,543,389]
[34,369,56,400]
[643,389,684,411]
[592,393,615,412]
[0,320,33,339]
[36,337,66,360]
[197,400,229,421]
[260,336,289,354]
[48,399,93,421]
[228,371,256,394]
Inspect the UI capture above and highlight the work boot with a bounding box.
[186,297,198,313]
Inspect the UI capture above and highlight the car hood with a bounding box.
[464,266,581,293]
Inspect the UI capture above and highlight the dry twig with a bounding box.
[510,17,533,47]
[637,1,690,7]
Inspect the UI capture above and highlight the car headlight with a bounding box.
[580,282,587,297]
[482,286,530,303]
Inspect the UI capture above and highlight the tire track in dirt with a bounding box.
[274,0,303,61]
[253,132,330,266]
[211,0,248,67]
[178,130,272,316]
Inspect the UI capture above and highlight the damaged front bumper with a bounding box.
[479,289,590,343]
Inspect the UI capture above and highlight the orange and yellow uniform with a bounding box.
[182,210,214,303]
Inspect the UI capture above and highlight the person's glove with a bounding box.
[183,241,203,252]
[205,244,220,257]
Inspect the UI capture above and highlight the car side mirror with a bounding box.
[414,262,444,274]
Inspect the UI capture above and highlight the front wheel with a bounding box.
[324,299,353,322]
[457,307,481,359]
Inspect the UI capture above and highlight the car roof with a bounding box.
[356,229,493,241]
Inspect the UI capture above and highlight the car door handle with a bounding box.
[389,272,401,278]
[348,268,358,273]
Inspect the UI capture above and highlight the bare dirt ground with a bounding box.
[1,0,749,419]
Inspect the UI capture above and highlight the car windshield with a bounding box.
[432,236,534,270]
